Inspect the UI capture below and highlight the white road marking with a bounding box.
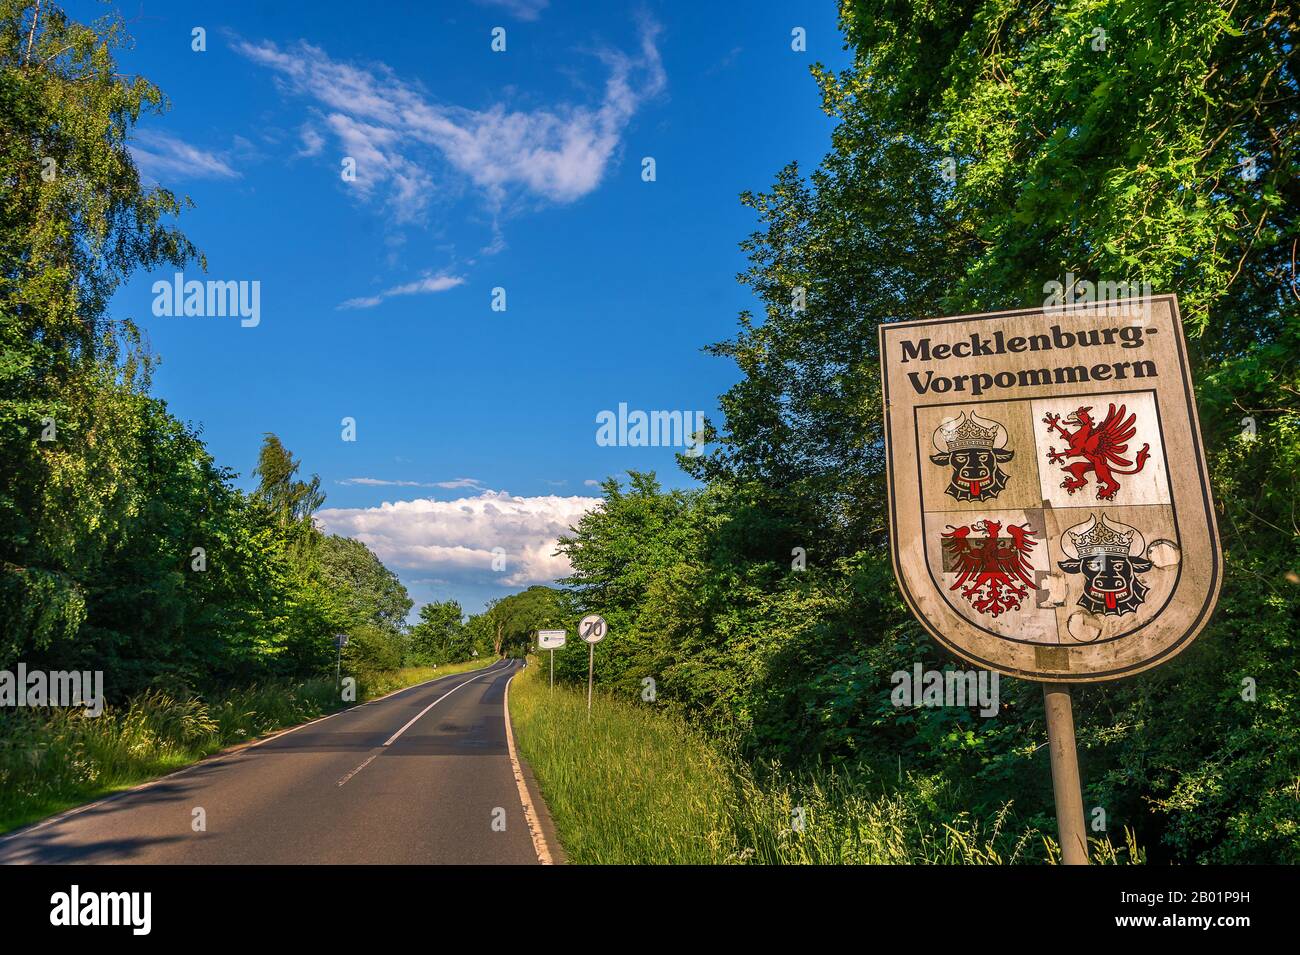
[504,666,554,865]
[337,753,379,787]
[381,667,496,747]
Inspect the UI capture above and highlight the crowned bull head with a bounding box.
[930,412,1013,502]
[1057,514,1153,617]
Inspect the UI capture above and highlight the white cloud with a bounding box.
[297,123,325,157]
[339,271,465,310]
[475,0,549,21]
[338,476,486,490]
[317,490,600,587]
[338,477,437,487]
[434,477,486,490]
[233,18,664,217]
[583,479,601,487]
[129,130,239,181]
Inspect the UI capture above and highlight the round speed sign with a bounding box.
[578,614,607,644]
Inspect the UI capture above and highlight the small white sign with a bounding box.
[538,629,566,649]
[578,614,607,644]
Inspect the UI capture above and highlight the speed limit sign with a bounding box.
[578,614,607,644]
[578,614,607,715]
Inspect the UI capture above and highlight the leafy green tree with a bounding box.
[0,0,201,656]
[469,587,568,659]
[318,534,412,636]
[407,600,468,664]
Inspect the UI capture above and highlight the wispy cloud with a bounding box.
[297,123,325,157]
[318,490,600,587]
[338,476,486,490]
[338,272,465,310]
[475,0,550,21]
[129,130,239,181]
[233,18,664,219]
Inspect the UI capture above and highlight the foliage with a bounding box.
[556,0,1300,863]
[511,659,1143,863]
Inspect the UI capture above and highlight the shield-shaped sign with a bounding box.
[880,295,1221,682]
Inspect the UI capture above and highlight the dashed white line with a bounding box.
[381,667,496,747]
[337,753,379,787]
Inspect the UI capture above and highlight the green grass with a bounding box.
[0,655,497,834]
[509,659,1144,865]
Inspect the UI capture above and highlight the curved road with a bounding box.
[0,659,552,864]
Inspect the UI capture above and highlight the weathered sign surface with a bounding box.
[880,295,1221,682]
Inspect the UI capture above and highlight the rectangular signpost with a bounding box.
[537,630,566,689]
[879,295,1221,863]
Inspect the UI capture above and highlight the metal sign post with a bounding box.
[334,633,349,691]
[1043,684,1088,864]
[878,296,1222,865]
[578,614,607,717]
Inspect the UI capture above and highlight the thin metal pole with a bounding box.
[586,643,594,717]
[550,647,554,691]
[335,642,342,691]
[1043,683,1088,865]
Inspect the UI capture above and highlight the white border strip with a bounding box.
[504,668,554,865]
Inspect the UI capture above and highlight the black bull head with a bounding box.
[929,447,1013,502]
[1057,553,1153,616]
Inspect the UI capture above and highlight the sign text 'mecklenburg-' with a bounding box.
[900,322,1158,398]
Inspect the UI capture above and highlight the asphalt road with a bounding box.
[0,659,553,864]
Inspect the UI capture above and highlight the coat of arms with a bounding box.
[1042,404,1150,500]
[1057,514,1153,616]
[930,412,1014,502]
[940,519,1038,617]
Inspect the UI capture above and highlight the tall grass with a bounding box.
[0,656,496,833]
[508,660,1143,865]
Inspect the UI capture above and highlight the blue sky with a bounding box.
[76,0,851,614]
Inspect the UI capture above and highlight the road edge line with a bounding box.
[504,669,555,865]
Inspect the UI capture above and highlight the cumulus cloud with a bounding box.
[317,490,600,587]
[338,272,465,310]
[232,18,664,218]
[129,130,239,181]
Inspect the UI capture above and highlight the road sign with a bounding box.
[577,614,607,715]
[578,614,607,644]
[880,294,1222,864]
[880,295,1221,684]
[334,634,349,648]
[538,630,566,649]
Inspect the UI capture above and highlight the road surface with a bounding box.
[0,659,555,864]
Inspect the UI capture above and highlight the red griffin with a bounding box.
[1043,403,1150,500]
[941,520,1038,617]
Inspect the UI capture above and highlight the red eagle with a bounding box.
[1043,404,1150,500]
[941,520,1038,617]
